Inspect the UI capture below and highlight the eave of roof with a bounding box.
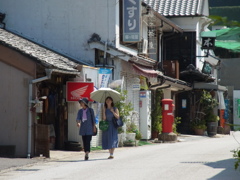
[0,28,82,73]
[88,40,158,68]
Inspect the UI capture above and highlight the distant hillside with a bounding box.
[209,6,240,22]
[209,0,240,7]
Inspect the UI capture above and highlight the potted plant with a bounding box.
[205,112,219,136]
[115,89,134,124]
[200,90,219,137]
[173,116,181,134]
[126,122,137,142]
[151,89,163,138]
[115,89,134,146]
[135,129,142,140]
[134,129,142,146]
[191,119,207,135]
[117,127,124,147]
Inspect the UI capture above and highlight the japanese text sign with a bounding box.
[123,0,141,42]
[202,37,215,49]
[99,68,112,88]
[66,82,94,102]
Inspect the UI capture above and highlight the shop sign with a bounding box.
[132,84,140,90]
[123,0,141,42]
[66,82,94,102]
[201,37,215,49]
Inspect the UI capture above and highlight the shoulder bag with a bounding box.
[90,108,98,136]
[112,107,124,128]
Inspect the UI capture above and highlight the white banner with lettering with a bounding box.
[98,68,112,88]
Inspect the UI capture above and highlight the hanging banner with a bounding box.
[66,82,94,102]
[123,0,141,42]
[224,99,229,120]
[140,76,148,90]
[99,68,112,88]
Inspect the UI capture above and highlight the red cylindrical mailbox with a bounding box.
[162,99,174,133]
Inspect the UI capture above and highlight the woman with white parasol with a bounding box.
[90,88,121,159]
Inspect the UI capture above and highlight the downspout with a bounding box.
[103,42,107,67]
[27,69,52,158]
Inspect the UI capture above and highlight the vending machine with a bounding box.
[139,90,151,139]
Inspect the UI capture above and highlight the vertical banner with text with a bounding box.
[99,68,112,88]
[123,0,141,42]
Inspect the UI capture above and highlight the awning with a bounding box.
[202,27,240,53]
[194,82,227,91]
[150,75,192,91]
[132,63,161,78]
[132,63,192,91]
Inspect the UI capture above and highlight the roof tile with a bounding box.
[143,0,205,16]
[0,28,80,72]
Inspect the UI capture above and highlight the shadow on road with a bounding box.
[55,158,109,163]
[204,158,239,180]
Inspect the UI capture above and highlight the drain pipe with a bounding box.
[27,69,52,158]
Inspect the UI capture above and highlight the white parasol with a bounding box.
[90,88,121,103]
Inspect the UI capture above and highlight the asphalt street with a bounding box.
[0,133,240,180]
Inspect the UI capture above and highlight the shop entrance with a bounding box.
[34,74,70,157]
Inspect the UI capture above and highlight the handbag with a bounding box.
[99,120,109,131]
[112,107,124,128]
[113,116,124,128]
[90,108,98,136]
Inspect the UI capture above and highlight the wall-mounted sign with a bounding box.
[202,37,215,49]
[66,82,94,102]
[132,84,140,90]
[182,99,187,109]
[123,0,141,42]
[139,91,146,98]
[202,61,212,74]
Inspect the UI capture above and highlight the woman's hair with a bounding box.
[104,96,114,108]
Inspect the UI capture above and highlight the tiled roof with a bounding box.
[0,28,80,72]
[143,0,205,16]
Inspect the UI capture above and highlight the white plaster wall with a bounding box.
[0,0,116,65]
[163,89,171,99]
[169,17,200,31]
[0,61,31,157]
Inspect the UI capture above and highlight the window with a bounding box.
[163,32,196,71]
[95,49,114,67]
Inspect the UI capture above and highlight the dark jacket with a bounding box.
[76,108,95,136]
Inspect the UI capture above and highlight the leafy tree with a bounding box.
[209,15,240,27]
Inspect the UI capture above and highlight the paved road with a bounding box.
[0,133,240,180]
